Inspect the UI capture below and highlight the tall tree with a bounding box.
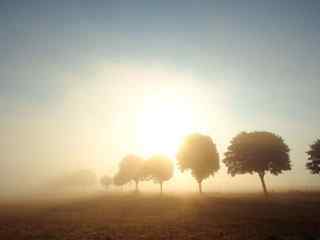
[143,154,173,194]
[306,139,320,174]
[224,131,290,197]
[100,175,112,190]
[115,154,144,192]
[177,133,220,194]
[113,173,127,191]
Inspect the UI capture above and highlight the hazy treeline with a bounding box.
[101,132,320,197]
[102,154,173,194]
[48,169,97,190]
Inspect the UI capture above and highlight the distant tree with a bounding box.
[177,133,220,194]
[113,173,127,187]
[224,131,290,198]
[115,154,144,192]
[142,154,173,194]
[100,175,112,190]
[306,139,320,174]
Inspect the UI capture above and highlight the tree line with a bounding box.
[100,131,320,197]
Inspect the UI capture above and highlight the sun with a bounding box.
[136,94,195,159]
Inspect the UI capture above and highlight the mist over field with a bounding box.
[1,62,319,199]
[1,1,320,239]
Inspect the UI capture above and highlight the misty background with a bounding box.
[1,0,320,197]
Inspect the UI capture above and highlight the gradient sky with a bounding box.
[1,0,320,196]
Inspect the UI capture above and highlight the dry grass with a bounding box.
[0,192,319,239]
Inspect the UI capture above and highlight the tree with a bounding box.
[113,173,127,188]
[116,154,144,192]
[142,154,173,194]
[177,133,220,194]
[223,131,290,198]
[100,175,112,190]
[306,139,320,174]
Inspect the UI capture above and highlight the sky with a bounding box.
[1,0,320,196]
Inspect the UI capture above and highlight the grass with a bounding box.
[0,192,319,239]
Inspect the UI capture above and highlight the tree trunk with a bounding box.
[135,181,139,192]
[258,172,268,198]
[160,182,163,195]
[198,181,202,194]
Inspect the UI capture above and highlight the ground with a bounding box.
[0,192,319,240]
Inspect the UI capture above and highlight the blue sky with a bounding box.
[1,1,320,111]
[1,0,320,195]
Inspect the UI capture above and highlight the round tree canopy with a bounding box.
[223,131,290,176]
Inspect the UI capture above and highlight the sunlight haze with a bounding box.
[1,0,320,198]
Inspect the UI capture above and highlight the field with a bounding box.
[0,192,319,240]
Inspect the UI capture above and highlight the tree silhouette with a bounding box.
[177,133,220,194]
[224,131,290,198]
[116,154,144,192]
[100,175,112,190]
[306,139,320,174]
[113,173,127,187]
[142,154,173,194]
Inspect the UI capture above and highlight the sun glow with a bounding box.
[136,94,196,159]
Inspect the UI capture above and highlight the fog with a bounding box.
[1,2,320,239]
[1,62,319,200]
